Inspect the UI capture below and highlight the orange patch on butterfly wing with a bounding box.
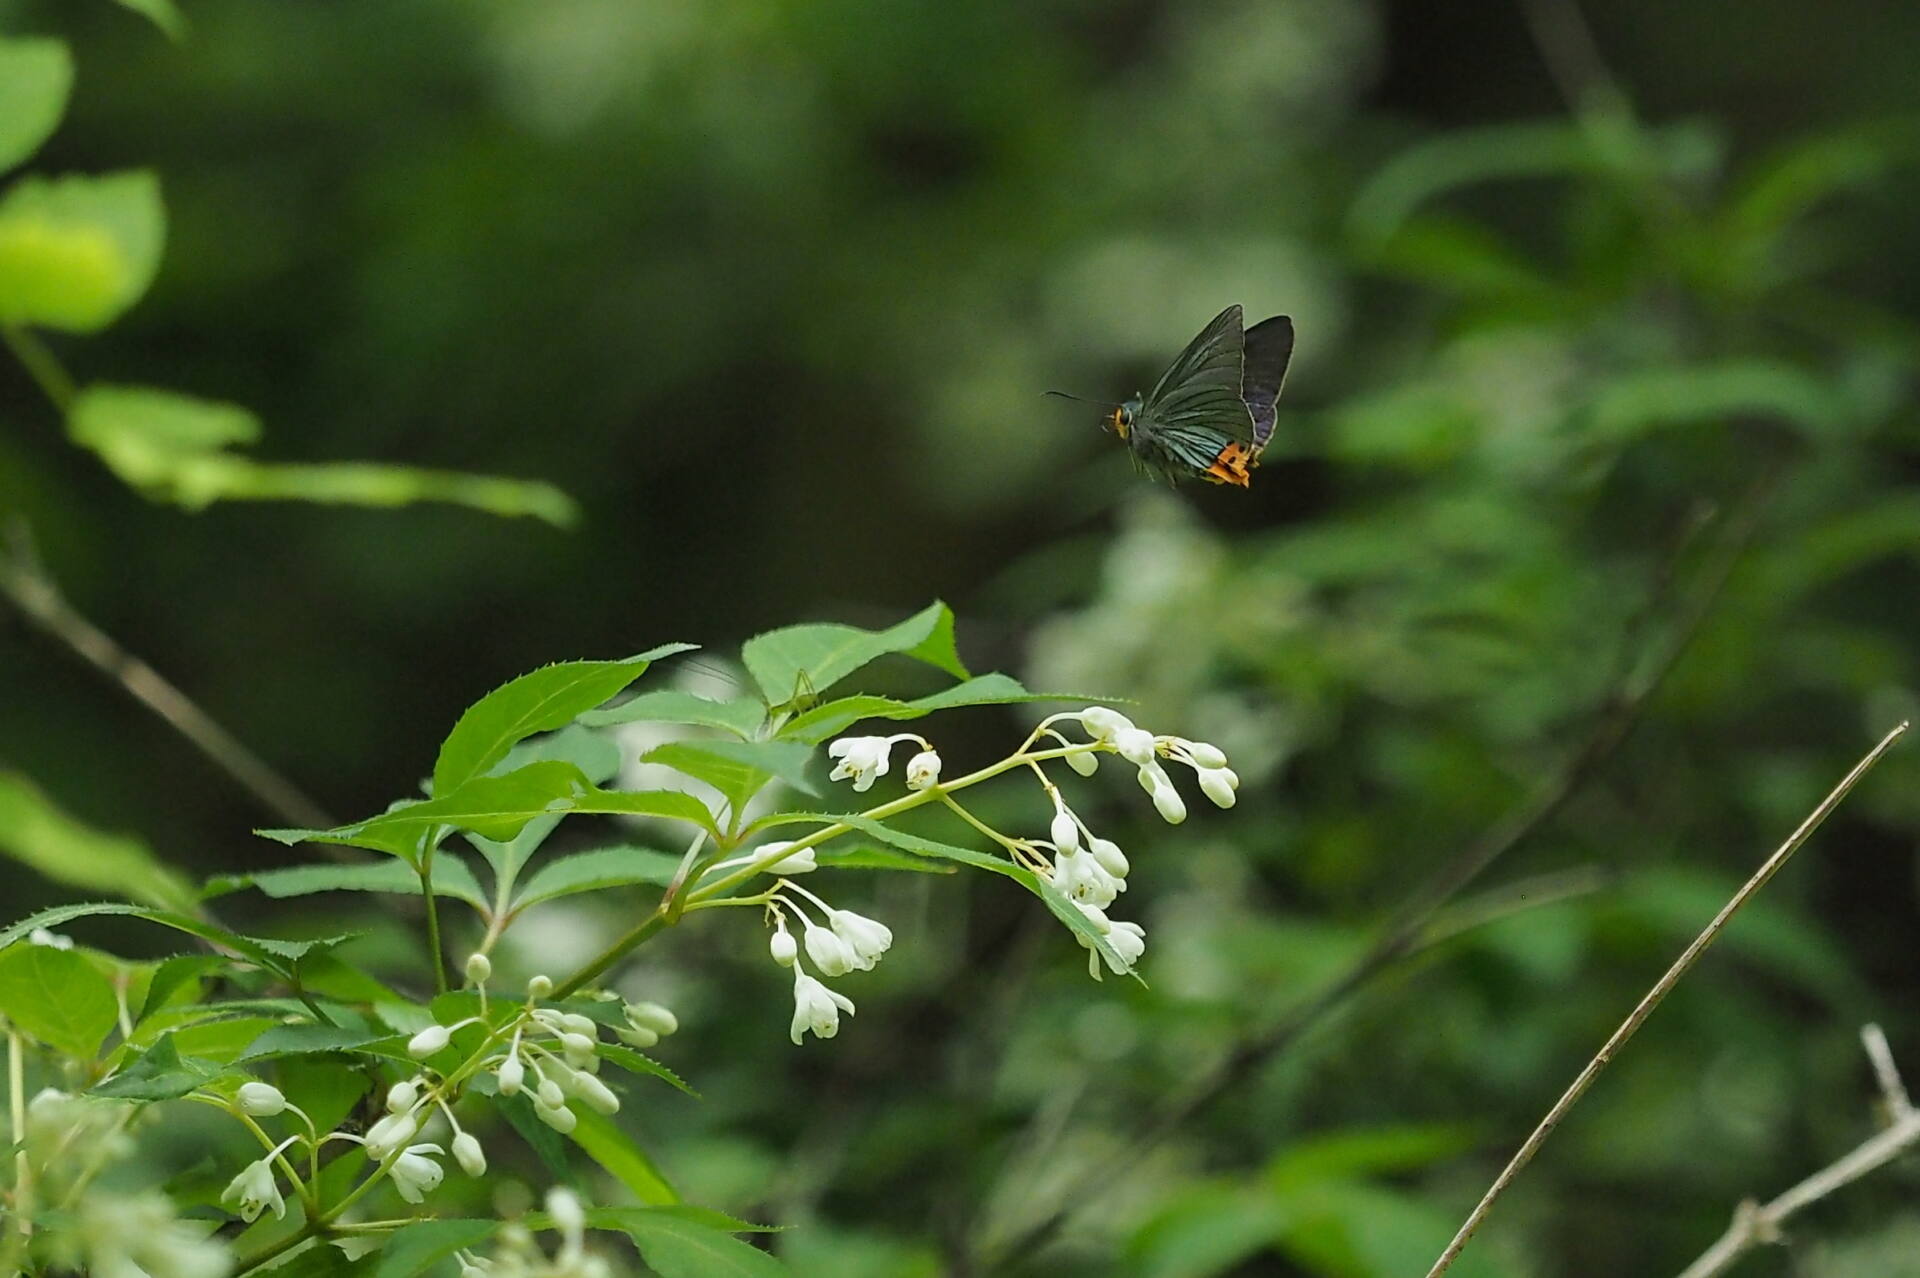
[1203,441,1256,487]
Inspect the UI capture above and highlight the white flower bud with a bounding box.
[496,1053,525,1096]
[1089,837,1129,879]
[565,1070,621,1115]
[1114,728,1157,766]
[406,1024,452,1059]
[534,1099,577,1133]
[558,1013,597,1037]
[235,1081,287,1117]
[527,974,554,1000]
[770,924,798,966]
[363,1110,419,1162]
[547,1187,586,1244]
[1151,781,1188,824]
[1197,765,1239,809]
[625,1001,678,1037]
[756,840,817,875]
[385,1079,419,1113]
[452,1130,487,1177]
[618,1024,660,1049]
[465,952,492,984]
[1065,749,1099,777]
[905,749,942,790]
[537,1078,566,1110]
[1183,740,1228,768]
[804,922,858,978]
[1078,707,1135,740]
[1049,808,1081,853]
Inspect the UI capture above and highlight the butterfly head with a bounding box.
[1106,397,1141,441]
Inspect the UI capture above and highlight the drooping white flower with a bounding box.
[1113,727,1157,767]
[1054,847,1122,909]
[802,919,858,977]
[905,749,942,790]
[1105,920,1147,973]
[618,1024,659,1049]
[496,1047,525,1097]
[1077,706,1136,741]
[1049,805,1081,853]
[221,1157,285,1222]
[363,1110,420,1162]
[1196,765,1239,809]
[235,1081,287,1117]
[1088,837,1130,879]
[391,1143,446,1203]
[527,974,554,999]
[1065,748,1099,777]
[536,1077,567,1110]
[826,735,899,791]
[562,1068,622,1116]
[385,1079,420,1114]
[624,1001,678,1037]
[769,919,799,967]
[1179,738,1229,769]
[1136,761,1187,824]
[756,840,817,874]
[548,1187,587,1258]
[830,908,893,971]
[406,1024,453,1059]
[534,1098,577,1133]
[790,970,855,1044]
[452,1131,487,1177]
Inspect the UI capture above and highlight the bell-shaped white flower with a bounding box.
[391,1143,446,1203]
[235,1081,287,1117]
[790,970,855,1044]
[1049,806,1081,853]
[830,908,893,970]
[1137,761,1186,824]
[1113,727,1157,767]
[527,974,554,999]
[1196,765,1239,809]
[452,1130,487,1177]
[1054,847,1122,909]
[905,749,942,790]
[536,1077,567,1110]
[221,1156,286,1222]
[1088,837,1129,879]
[1105,920,1147,973]
[826,735,899,792]
[363,1110,420,1162]
[769,919,799,966]
[803,919,859,977]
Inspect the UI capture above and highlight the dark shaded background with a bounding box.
[6,0,1920,1274]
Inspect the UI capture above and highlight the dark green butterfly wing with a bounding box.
[1137,305,1255,445]
[1241,314,1294,452]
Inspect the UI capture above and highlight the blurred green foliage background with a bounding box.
[6,0,1920,1273]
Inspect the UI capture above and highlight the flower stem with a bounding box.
[1,324,75,412]
[8,1028,29,1245]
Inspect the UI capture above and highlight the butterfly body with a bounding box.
[1100,305,1293,488]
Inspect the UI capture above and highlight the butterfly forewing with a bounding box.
[1139,305,1255,442]
[1241,315,1294,452]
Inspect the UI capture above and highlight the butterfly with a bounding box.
[1055,305,1294,488]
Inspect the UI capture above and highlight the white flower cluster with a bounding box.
[458,1188,607,1278]
[759,877,893,1044]
[214,961,680,1219]
[826,732,941,792]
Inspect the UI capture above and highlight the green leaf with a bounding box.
[66,384,579,523]
[436,649,695,796]
[496,723,625,785]
[778,674,1108,744]
[0,39,73,173]
[828,816,1138,980]
[0,772,198,912]
[238,1024,396,1062]
[261,762,716,862]
[0,942,118,1058]
[0,170,164,332]
[642,740,818,816]
[0,902,300,979]
[137,953,228,1023]
[581,689,767,737]
[1349,120,1590,245]
[596,1043,699,1097]
[813,844,957,875]
[1266,1125,1478,1190]
[373,1220,499,1278]
[204,858,488,909]
[740,601,968,708]
[91,1034,222,1100]
[1128,1181,1287,1278]
[513,846,682,909]
[593,1207,788,1277]
[567,1106,679,1205]
[1586,361,1852,441]
[108,0,188,40]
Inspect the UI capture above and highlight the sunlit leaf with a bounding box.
[0,38,73,173]
[0,170,163,331]
[581,689,767,738]
[0,942,118,1058]
[642,740,818,816]
[778,673,1110,744]
[741,601,967,708]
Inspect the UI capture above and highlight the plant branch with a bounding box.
[1676,1024,1920,1278]
[0,521,334,831]
[1427,722,1909,1277]
[2,324,76,412]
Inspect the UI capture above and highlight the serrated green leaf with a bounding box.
[813,844,957,874]
[91,1034,223,1100]
[436,649,695,797]
[0,942,118,1058]
[776,696,913,744]
[0,903,292,977]
[0,170,164,331]
[204,858,487,909]
[137,953,228,1024]
[109,0,188,40]
[741,601,967,708]
[778,674,1110,744]
[0,773,198,912]
[0,39,73,173]
[238,1023,395,1062]
[642,739,817,817]
[373,1220,499,1278]
[568,1106,679,1205]
[594,1207,787,1277]
[597,1043,699,1096]
[581,689,767,737]
[513,846,682,909]
[496,723,625,784]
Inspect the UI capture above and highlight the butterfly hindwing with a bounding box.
[1241,314,1294,453]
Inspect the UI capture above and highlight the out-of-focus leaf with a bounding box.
[566,1106,679,1205]
[513,845,682,907]
[0,772,198,912]
[0,171,163,331]
[1127,1181,1287,1278]
[597,1043,699,1096]
[108,0,188,40]
[0,942,118,1058]
[1363,216,1557,298]
[741,601,967,708]
[582,690,767,738]
[1585,361,1851,440]
[1275,1179,1518,1278]
[590,1207,787,1277]
[0,903,292,976]
[0,38,73,173]
[372,1220,498,1278]
[1266,1125,1478,1190]
[1350,120,1589,245]
[204,858,487,909]
[813,844,957,874]
[643,740,817,816]
[436,649,694,796]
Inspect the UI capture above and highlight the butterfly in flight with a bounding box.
[1054,305,1293,488]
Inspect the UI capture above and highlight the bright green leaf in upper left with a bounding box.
[0,942,119,1059]
[0,38,74,174]
[0,170,164,332]
[0,772,198,912]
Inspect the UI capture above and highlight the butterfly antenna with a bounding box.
[1044,390,1121,408]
